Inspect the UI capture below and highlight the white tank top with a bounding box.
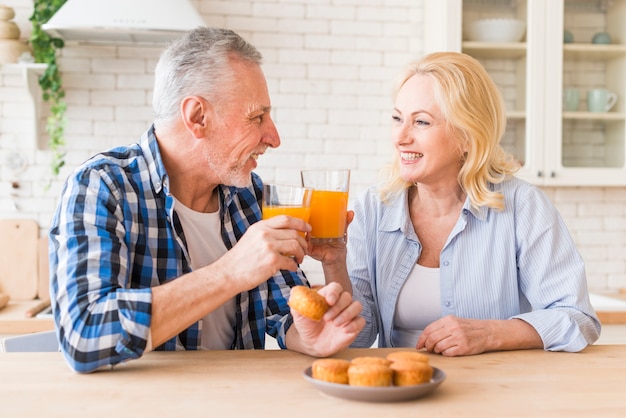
[391,263,442,347]
[174,198,236,350]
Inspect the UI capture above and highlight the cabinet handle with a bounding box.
[550,171,556,178]
[537,171,543,177]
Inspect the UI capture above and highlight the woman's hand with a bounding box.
[416,315,543,356]
[306,210,354,265]
[306,211,354,292]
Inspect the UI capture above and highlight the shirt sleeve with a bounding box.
[264,268,309,348]
[510,184,601,352]
[50,167,152,373]
[347,189,382,348]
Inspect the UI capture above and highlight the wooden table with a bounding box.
[1,345,625,417]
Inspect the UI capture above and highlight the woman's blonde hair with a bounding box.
[379,51,519,210]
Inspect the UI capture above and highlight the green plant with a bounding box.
[29,0,67,177]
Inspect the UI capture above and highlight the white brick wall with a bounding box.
[0,0,624,292]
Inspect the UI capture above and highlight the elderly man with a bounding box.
[49,27,363,373]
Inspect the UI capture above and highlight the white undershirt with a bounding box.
[173,198,236,350]
[391,263,442,347]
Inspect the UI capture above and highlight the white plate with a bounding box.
[303,366,446,403]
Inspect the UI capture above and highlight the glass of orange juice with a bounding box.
[262,184,313,230]
[300,169,350,244]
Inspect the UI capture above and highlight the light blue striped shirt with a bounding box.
[347,176,600,352]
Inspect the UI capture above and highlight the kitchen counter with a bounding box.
[1,345,625,417]
[591,292,626,324]
[0,300,54,334]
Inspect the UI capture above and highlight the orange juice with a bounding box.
[308,190,348,239]
[262,205,311,223]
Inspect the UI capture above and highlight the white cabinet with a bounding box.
[424,0,626,186]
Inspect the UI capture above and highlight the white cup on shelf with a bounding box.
[587,89,618,113]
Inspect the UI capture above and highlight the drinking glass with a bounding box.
[300,169,350,244]
[262,184,313,227]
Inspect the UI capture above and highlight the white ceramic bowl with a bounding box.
[465,18,526,42]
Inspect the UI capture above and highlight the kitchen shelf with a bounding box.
[562,111,625,121]
[506,110,525,119]
[462,41,527,58]
[563,43,626,60]
[0,63,47,149]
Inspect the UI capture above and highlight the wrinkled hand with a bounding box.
[416,315,492,356]
[290,282,365,357]
[214,215,310,292]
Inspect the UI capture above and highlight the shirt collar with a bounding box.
[463,197,488,221]
[379,189,410,233]
[139,124,169,195]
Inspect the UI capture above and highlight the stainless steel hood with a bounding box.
[42,0,205,45]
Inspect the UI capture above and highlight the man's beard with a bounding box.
[207,156,252,189]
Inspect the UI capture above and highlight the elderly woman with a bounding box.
[344,51,600,356]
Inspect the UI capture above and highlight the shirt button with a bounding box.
[443,261,449,266]
[445,301,451,307]
[155,181,161,189]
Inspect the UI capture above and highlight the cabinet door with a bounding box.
[424,0,626,186]
[425,0,543,184]
[544,0,626,186]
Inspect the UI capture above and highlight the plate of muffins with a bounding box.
[303,351,446,403]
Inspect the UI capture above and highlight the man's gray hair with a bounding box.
[152,27,263,122]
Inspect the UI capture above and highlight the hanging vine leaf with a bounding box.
[29,0,67,177]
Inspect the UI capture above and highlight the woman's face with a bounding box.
[391,74,464,187]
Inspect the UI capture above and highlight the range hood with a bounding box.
[42,0,205,45]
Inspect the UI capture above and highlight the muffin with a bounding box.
[347,363,393,387]
[311,358,350,384]
[390,361,434,386]
[350,356,392,367]
[386,350,430,364]
[288,285,329,321]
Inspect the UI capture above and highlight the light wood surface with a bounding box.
[37,235,50,300]
[598,311,626,324]
[0,300,54,333]
[0,219,39,300]
[1,345,625,417]
[595,292,626,324]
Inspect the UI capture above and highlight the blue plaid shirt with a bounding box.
[49,125,308,373]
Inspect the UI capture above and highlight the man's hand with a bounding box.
[211,215,311,293]
[286,282,365,357]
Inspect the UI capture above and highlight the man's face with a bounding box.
[204,60,280,188]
